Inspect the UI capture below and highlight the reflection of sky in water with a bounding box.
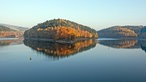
[0,38,18,40]
[0,39,146,82]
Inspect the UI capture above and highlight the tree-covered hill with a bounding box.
[32,19,97,34]
[98,26,144,39]
[24,19,98,41]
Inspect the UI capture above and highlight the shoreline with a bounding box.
[24,38,96,44]
[98,37,146,41]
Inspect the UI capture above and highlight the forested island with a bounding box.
[24,19,98,43]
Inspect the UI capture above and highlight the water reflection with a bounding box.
[23,39,97,58]
[98,39,146,52]
[139,40,146,52]
[0,39,23,46]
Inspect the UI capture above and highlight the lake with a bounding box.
[0,39,146,82]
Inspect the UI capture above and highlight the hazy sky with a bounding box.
[0,0,146,30]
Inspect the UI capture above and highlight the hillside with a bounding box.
[0,24,27,38]
[24,19,98,42]
[98,26,144,39]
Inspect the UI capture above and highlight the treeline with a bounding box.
[0,32,23,38]
[24,19,98,41]
[33,19,97,34]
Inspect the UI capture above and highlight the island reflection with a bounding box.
[23,39,97,58]
[98,39,146,52]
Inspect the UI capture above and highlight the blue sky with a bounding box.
[0,0,146,30]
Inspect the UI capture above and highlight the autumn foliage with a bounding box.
[24,19,98,41]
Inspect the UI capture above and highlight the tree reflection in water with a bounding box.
[139,40,146,52]
[0,39,23,46]
[23,39,97,58]
[98,39,146,52]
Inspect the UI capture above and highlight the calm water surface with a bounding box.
[0,39,146,82]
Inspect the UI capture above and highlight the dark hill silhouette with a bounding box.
[139,26,146,39]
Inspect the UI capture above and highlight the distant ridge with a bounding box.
[0,24,28,38]
[0,23,28,31]
[0,25,16,31]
